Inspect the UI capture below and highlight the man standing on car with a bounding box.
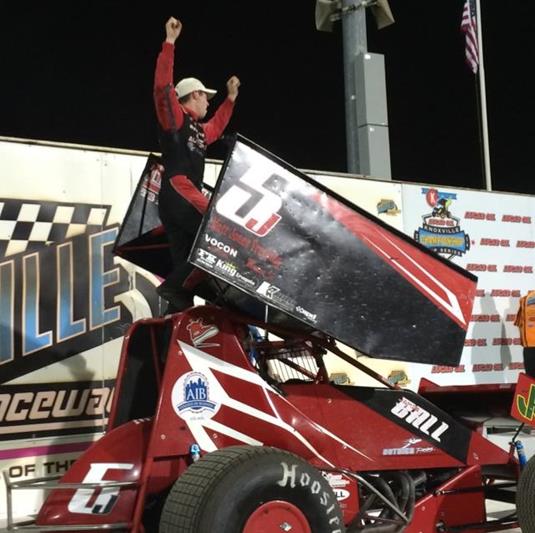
[154,16,240,312]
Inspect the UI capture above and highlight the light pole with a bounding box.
[316,0,394,179]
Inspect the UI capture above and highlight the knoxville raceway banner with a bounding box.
[0,139,173,520]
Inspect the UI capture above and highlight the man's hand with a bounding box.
[226,76,241,102]
[165,17,182,44]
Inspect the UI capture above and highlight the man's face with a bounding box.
[194,91,209,119]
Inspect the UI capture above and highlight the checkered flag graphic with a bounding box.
[0,199,111,259]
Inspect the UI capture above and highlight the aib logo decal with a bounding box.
[187,318,220,348]
[172,371,220,421]
[414,188,470,260]
[516,384,535,422]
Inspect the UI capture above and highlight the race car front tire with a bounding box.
[159,445,345,533]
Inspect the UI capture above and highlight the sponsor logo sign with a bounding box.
[516,384,535,422]
[196,248,218,267]
[0,198,160,385]
[172,371,221,421]
[387,369,411,386]
[204,234,238,258]
[139,162,163,204]
[511,373,535,424]
[382,437,435,456]
[256,282,296,312]
[414,188,470,259]
[376,198,400,216]
[323,472,351,502]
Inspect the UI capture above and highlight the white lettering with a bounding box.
[204,235,238,257]
[311,480,321,494]
[391,397,449,443]
[277,462,297,488]
[300,472,311,487]
[215,167,284,237]
[320,490,330,506]
[431,422,449,442]
[296,306,317,322]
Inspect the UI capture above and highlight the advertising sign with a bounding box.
[191,136,477,366]
[402,184,535,385]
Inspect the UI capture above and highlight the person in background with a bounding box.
[515,290,535,378]
[154,16,240,312]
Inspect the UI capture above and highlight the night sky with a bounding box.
[2,1,534,195]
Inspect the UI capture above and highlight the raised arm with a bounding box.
[153,17,185,131]
[203,76,241,145]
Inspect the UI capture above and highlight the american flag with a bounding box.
[461,0,479,74]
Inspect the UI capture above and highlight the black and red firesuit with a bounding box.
[153,41,235,310]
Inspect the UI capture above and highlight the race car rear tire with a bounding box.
[517,454,535,531]
[159,445,345,533]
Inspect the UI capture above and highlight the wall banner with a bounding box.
[402,184,535,385]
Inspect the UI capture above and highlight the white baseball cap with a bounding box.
[175,77,217,99]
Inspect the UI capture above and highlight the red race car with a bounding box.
[4,305,523,532]
[6,136,530,532]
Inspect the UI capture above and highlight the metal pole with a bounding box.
[342,0,367,174]
[475,0,492,191]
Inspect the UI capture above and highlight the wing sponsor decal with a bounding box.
[139,161,163,205]
[255,282,296,312]
[191,137,476,365]
[203,234,238,258]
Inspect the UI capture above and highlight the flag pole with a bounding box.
[475,0,492,191]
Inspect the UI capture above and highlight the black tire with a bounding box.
[517,454,535,531]
[159,445,346,533]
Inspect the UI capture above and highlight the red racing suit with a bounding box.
[153,41,234,295]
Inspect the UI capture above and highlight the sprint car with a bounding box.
[4,305,527,532]
[5,136,532,531]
